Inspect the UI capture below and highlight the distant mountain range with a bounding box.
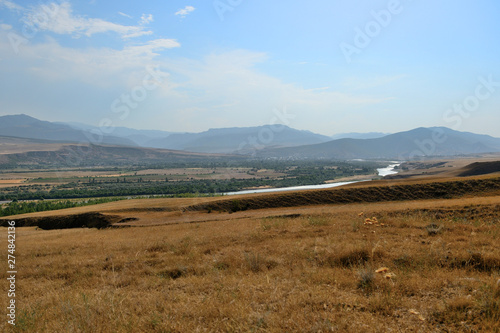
[1,114,500,160]
[0,114,332,154]
[144,126,331,153]
[59,121,178,146]
[0,136,236,167]
[330,132,389,140]
[257,127,500,160]
[62,120,332,153]
[0,114,136,147]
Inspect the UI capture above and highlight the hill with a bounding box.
[61,121,178,146]
[144,125,332,154]
[457,161,500,177]
[1,114,333,154]
[258,127,500,160]
[3,115,500,160]
[0,114,136,146]
[0,139,238,167]
[0,136,72,155]
[330,132,389,140]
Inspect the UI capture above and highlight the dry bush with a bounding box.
[357,265,375,290]
[431,296,476,325]
[243,252,279,273]
[478,282,500,321]
[444,251,500,272]
[322,247,371,268]
[156,266,199,280]
[392,254,417,271]
[351,219,362,232]
[366,291,400,316]
[145,241,170,252]
[426,223,444,235]
[304,215,330,227]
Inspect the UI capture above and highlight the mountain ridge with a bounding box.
[0,114,137,147]
[330,132,389,140]
[144,125,332,153]
[0,114,333,154]
[257,127,500,160]
[2,115,500,160]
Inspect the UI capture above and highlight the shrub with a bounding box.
[357,266,375,290]
[426,223,444,235]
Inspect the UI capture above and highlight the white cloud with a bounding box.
[0,0,23,11]
[152,50,391,132]
[175,6,195,18]
[22,2,152,39]
[0,23,12,30]
[0,21,390,134]
[123,39,181,58]
[140,14,153,25]
[0,31,179,87]
[118,12,132,19]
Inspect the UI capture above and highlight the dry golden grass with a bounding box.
[0,180,25,188]
[0,180,24,184]
[0,141,70,155]
[1,194,499,332]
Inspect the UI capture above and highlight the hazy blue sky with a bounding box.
[1,0,499,136]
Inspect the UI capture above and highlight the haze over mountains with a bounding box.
[1,114,500,160]
[62,119,331,153]
[0,114,331,153]
[258,127,500,160]
[0,114,137,147]
[144,126,331,154]
[330,132,389,140]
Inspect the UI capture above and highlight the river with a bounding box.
[224,180,367,196]
[0,164,401,201]
[225,163,401,196]
[376,163,401,177]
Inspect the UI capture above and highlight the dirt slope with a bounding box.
[457,161,500,177]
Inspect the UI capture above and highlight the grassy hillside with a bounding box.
[1,194,499,332]
[189,176,500,213]
[458,161,500,177]
[1,173,499,331]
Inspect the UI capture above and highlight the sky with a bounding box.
[0,0,499,137]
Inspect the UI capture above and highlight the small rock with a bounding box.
[375,267,389,273]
